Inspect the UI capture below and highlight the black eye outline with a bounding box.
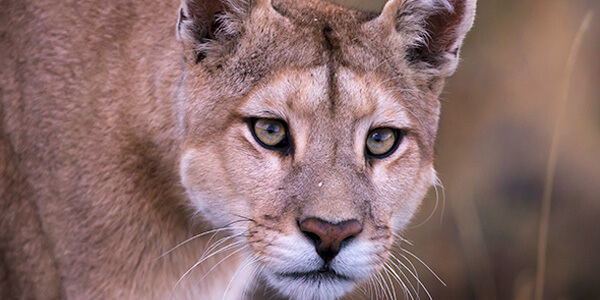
[247,118,292,153]
[365,127,406,159]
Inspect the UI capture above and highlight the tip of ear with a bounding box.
[377,0,402,27]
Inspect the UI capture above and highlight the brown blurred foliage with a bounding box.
[334,0,600,299]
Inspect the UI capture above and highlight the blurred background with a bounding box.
[337,0,600,299]
[2,0,597,299]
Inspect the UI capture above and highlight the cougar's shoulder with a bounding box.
[0,1,224,298]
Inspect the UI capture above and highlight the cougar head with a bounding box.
[176,0,475,298]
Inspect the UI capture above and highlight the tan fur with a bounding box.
[0,0,475,299]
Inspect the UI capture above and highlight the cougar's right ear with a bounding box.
[177,0,274,64]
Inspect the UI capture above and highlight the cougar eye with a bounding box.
[251,118,288,149]
[365,128,403,158]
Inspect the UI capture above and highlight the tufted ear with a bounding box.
[176,0,272,64]
[378,0,476,77]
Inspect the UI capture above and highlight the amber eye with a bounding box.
[365,128,403,158]
[252,118,288,149]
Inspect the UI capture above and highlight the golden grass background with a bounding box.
[339,0,600,299]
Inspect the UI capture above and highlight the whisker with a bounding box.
[389,254,418,299]
[394,251,420,284]
[199,232,231,261]
[199,238,245,267]
[376,271,390,300]
[412,176,442,228]
[192,245,248,288]
[367,277,375,299]
[241,258,264,300]
[433,174,447,225]
[400,268,420,299]
[229,213,257,223]
[153,226,246,261]
[398,253,419,278]
[356,280,368,298]
[369,276,379,300]
[386,261,413,300]
[402,249,446,286]
[221,255,256,300]
[170,240,245,298]
[392,233,414,247]
[374,271,388,300]
[389,254,433,300]
[382,266,398,300]
[362,277,372,299]
[198,231,247,263]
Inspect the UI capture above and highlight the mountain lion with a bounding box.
[0,0,475,298]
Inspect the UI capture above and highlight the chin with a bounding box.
[263,270,358,300]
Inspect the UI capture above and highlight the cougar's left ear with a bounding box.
[376,0,476,77]
[176,0,274,64]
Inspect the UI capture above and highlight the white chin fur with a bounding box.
[264,271,356,300]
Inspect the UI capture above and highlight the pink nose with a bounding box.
[299,218,363,263]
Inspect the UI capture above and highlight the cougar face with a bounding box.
[178,0,475,298]
[0,0,474,298]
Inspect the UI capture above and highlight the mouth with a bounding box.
[276,268,352,282]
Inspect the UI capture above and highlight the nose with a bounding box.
[299,218,363,263]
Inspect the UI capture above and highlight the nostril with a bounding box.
[302,230,322,247]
